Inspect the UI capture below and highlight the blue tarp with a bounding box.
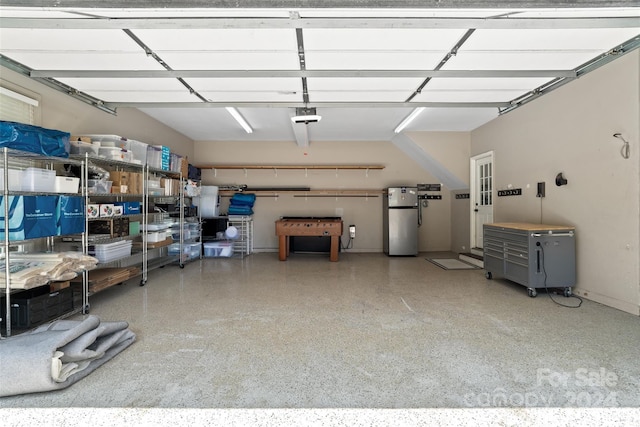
[0,121,70,158]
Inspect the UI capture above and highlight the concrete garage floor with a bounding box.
[1,252,639,425]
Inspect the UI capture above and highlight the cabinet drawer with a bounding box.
[484,227,528,243]
[504,244,528,259]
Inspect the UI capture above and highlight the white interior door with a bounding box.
[471,152,494,250]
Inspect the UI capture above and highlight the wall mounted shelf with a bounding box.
[196,164,385,170]
[219,189,384,198]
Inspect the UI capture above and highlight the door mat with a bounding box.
[426,258,480,270]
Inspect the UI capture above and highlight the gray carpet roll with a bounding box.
[0,315,135,397]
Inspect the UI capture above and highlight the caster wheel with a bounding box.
[485,271,493,280]
[564,288,572,297]
[83,304,90,314]
[140,280,147,286]
[527,288,537,298]
[179,264,185,269]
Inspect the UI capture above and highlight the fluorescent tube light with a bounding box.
[225,107,253,134]
[394,107,425,133]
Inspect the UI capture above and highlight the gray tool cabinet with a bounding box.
[483,222,576,298]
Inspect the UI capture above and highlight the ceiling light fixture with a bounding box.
[291,107,322,124]
[225,107,253,134]
[394,107,426,134]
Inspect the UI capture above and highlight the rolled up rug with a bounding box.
[0,315,135,397]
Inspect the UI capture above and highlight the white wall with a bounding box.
[471,51,640,315]
[194,138,469,252]
[0,67,194,158]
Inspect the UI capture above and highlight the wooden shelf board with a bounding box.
[196,164,384,170]
[219,189,384,197]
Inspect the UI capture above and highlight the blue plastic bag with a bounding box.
[0,121,70,158]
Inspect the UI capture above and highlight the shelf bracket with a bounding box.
[365,168,369,178]
[213,168,217,178]
[243,168,248,178]
[304,168,308,178]
[273,167,278,177]
[335,168,338,178]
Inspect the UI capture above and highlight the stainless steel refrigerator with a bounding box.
[383,187,419,256]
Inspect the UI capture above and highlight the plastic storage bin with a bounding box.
[81,134,127,148]
[203,241,233,257]
[128,140,148,164]
[89,240,132,263]
[146,230,166,243]
[54,176,80,193]
[87,179,112,194]
[98,147,132,162]
[22,167,56,192]
[0,168,22,191]
[70,140,99,156]
[0,287,73,329]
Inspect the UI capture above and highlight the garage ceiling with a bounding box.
[0,1,639,145]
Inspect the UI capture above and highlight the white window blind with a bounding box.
[0,87,39,125]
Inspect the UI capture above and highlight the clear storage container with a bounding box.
[203,241,233,257]
[0,168,22,191]
[87,179,112,194]
[22,167,56,192]
[70,140,99,156]
[89,240,132,263]
[81,134,127,148]
[129,140,148,164]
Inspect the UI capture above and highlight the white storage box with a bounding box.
[147,230,166,242]
[23,167,56,192]
[0,168,22,191]
[203,241,233,257]
[54,176,80,193]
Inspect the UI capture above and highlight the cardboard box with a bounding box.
[88,217,130,238]
[114,201,140,215]
[181,157,188,178]
[57,196,85,235]
[99,204,115,217]
[50,280,71,292]
[0,195,58,240]
[109,171,130,194]
[128,172,142,195]
[87,204,99,218]
[161,178,180,196]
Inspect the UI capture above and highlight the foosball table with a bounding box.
[275,217,343,262]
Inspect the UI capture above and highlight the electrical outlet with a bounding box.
[537,182,545,198]
[349,224,356,239]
